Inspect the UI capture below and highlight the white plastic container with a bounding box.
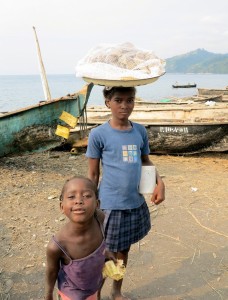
[139,166,156,194]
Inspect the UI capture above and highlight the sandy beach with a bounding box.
[0,150,228,300]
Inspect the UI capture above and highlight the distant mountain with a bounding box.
[165,49,228,73]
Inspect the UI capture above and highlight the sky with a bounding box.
[0,0,227,75]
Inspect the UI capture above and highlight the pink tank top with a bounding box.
[53,221,106,300]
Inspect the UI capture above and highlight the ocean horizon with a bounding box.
[1,73,228,112]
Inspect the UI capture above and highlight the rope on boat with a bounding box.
[78,95,88,139]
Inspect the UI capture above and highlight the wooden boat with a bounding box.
[172,83,197,88]
[189,94,223,102]
[198,87,228,102]
[84,100,228,154]
[0,83,93,157]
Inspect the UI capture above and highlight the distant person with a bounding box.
[86,86,165,300]
[45,176,107,300]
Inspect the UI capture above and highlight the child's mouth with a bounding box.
[72,208,85,214]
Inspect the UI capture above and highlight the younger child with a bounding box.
[45,176,106,300]
[86,86,165,300]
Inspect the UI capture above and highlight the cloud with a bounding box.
[1,0,228,74]
[201,15,220,24]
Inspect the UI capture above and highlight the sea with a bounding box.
[1,73,228,112]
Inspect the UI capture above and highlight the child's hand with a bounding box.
[105,250,117,264]
[151,179,165,205]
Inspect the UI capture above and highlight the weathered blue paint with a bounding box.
[0,83,93,157]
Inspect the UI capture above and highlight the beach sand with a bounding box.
[0,150,227,300]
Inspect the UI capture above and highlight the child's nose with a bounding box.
[121,102,128,108]
[75,197,84,204]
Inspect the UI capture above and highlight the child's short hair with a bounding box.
[103,86,136,100]
[60,175,98,201]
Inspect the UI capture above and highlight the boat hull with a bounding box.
[146,124,228,154]
[0,84,93,157]
[172,84,196,88]
[85,101,228,154]
[198,88,228,101]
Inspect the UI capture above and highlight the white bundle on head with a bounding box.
[75,42,166,81]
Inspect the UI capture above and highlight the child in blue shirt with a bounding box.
[86,86,165,300]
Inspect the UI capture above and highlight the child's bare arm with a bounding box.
[88,157,100,187]
[45,241,61,300]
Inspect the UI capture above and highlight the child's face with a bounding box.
[105,91,135,121]
[60,178,98,223]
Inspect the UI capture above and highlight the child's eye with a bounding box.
[68,195,75,199]
[83,194,92,199]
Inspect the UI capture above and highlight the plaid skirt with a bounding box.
[103,201,151,252]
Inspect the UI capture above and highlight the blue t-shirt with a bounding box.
[86,121,150,210]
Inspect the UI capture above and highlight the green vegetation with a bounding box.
[165,49,228,73]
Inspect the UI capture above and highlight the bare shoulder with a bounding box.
[46,238,60,256]
[46,231,65,258]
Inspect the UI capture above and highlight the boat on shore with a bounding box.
[172,83,197,88]
[198,87,228,102]
[2,81,227,156]
[83,99,228,155]
[0,84,93,157]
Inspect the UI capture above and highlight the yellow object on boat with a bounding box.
[59,111,78,128]
[55,125,70,139]
[102,259,126,281]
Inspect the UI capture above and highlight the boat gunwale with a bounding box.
[87,104,228,113]
[85,118,228,126]
[0,94,80,119]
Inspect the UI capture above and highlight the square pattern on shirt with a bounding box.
[122,145,138,163]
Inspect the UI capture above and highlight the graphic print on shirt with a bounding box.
[122,145,138,163]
